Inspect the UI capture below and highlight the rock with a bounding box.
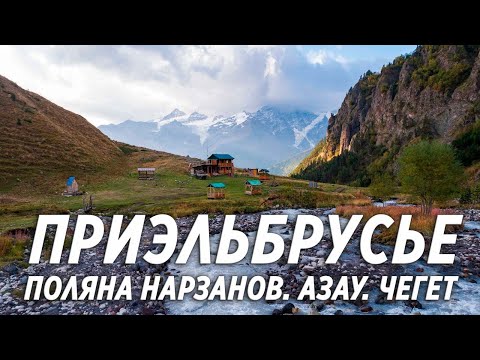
[334,310,343,315]
[2,264,19,275]
[302,265,315,274]
[281,303,298,314]
[375,294,386,305]
[404,300,423,309]
[316,250,326,257]
[353,297,365,307]
[312,301,325,312]
[134,258,149,272]
[300,257,310,265]
[325,299,335,305]
[415,267,424,273]
[272,309,282,315]
[18,276,28,285]
[117,308,127,315]
[141,306,155,315]
[468,279,477,284]
[308,304,320,315]
[360,305,373,313]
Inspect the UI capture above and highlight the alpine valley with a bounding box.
[99,106,331,173]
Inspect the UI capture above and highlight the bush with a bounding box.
[398,140,464,214]
[460,183,480,205]
[369,173,396,204]
[119,145,138,155]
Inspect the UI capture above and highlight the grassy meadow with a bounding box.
[0,142,372,235]
[0,170,371,235]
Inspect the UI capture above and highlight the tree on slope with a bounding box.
[398,140,464,214]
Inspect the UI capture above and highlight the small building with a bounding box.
[207,154,235,177]
[207,182,226,199]
[65,176,79,195]
[138,168,155,180]
[195,171,207,180]
[247,168,259,177]
[258,169,270,181]
[191,154,235,177]
[245,179,262,195]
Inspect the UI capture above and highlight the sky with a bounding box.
[0,45,416,126]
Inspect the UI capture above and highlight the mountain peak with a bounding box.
[163,108,186,120]
[188,112,208,121]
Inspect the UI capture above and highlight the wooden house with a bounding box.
[138,168,155,180]
[64,176,79,195]
[191,154,235,177]
[207,154,235,176]
[258,169,270,181]
[207,182,226,199]
[245,179,262,195]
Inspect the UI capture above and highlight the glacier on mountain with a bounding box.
[99,106,332,174]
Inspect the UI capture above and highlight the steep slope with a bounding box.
[293,45,480,185]
[99,106,330,171]
[0,74,196,192]
[0,74,124,188]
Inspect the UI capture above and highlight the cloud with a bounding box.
[0,45,402,126]
[305,49,350,66]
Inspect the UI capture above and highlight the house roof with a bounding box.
[246,179,262,186]
[66,176,76,186]
[208,154,234,160]
[208,182,226,188]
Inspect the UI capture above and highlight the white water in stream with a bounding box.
[165,209,480,315]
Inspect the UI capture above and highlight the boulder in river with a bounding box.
[360,305,373,313]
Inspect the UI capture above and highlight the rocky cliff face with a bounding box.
[293,45,480,185]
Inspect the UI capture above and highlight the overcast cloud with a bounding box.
[0,45,415,126]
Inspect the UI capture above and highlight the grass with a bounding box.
[0,169,370,264]
[2,175,367,229]
[336,205,459,245]
[0,168,370,234]
[0,229,30,266]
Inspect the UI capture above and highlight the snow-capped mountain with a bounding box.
[99,106,331,174]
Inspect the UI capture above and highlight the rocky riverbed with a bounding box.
[1,208,479,315]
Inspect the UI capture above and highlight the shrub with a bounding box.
[398,140,464,214]
[119,145,138,155]
[369,173,396,204]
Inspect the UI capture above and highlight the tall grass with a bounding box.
[0,229,30,262]
[336,205,459,245]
